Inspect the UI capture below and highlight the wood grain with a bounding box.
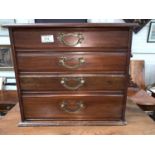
[7,23,133,126]
[13,28,129,49]
[22,93,123,120]
[17,52,127,73]
[19,74,126,91]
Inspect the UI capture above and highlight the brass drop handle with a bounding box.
[57,33,84,47]
[59,56,85,69]
[60,77,85,90]
[60,100,85,113]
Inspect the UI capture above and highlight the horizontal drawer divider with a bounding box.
[17,51,127,56]
[19,71,127,75]
[21,91,125,96]
[19,73,127,77]
[15,48,129,53]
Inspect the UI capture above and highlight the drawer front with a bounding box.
[17,52,127,73]
[19,74,126,91]
[13,28,129,49]
[22,93,124,120]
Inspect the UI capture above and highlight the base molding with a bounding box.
[19,120,127,127]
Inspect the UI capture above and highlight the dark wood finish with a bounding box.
[122,28,133,121]
[12,28,129,49]
[17,52,127,73]
[6,23,136,126]
[9,29,25,121]
[0,104,14,112]
[138,105,155,111]
[19,74,126,91]
[22,93,123,120]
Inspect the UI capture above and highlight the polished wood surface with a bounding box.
[0,100,155,134]
[20,74,126,91]
[13,28,129,49]
[7,23,134,126]
[22,93,123,120]
[17,52,127,72]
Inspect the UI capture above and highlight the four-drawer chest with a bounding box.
[5,23,136,126]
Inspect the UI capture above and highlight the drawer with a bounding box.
[13,28,129,49]
[17,52,127,73]
[22,93,124,120]
[19,74,126,91]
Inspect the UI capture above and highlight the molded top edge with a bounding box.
[3,23,138,28]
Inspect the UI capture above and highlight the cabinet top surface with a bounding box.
[3,23,138,28]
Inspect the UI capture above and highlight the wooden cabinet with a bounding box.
[5,23,136,126]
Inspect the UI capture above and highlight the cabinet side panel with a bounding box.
[121,28,133,121]
[9,28,25,121]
